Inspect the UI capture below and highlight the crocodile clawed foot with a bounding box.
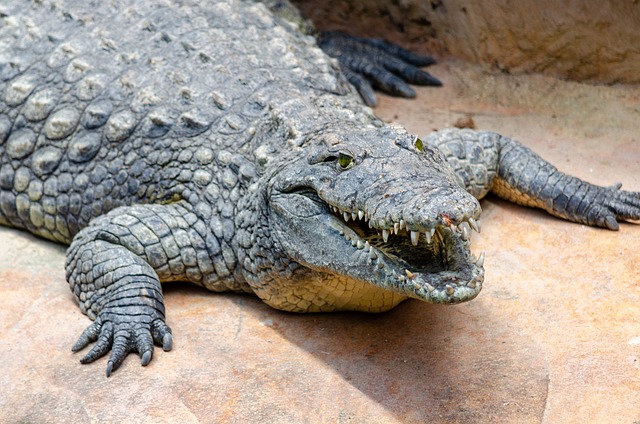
[72,313,172,377]
[599,185,640,230]
[318,30,441,107]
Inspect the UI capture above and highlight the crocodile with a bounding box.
[1,0,639,377]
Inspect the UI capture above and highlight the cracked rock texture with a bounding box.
[1,61,640,422]
[294,0,640,84]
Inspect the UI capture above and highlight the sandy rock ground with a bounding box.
[1,60,639,422]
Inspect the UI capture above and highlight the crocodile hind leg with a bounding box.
[65,202,229,376]
[318,31,442,107]
[260,0,441,107]
[426,128,640,229]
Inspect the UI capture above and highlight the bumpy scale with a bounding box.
[1,0,639,376]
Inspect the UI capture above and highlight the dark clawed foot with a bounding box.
[341,67,378,107]
[318,31,441,107]
[608,185,640,226]
[591,184,640,230]
[72,313,172,377]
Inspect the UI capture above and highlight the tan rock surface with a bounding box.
[1,62,639,422]
[294,0,640,84]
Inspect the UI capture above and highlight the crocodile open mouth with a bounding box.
[325,201,485,304]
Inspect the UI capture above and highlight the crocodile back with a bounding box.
[0,0,360,243]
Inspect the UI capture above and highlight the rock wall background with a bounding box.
[293,0,640,84]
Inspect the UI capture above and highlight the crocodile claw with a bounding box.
[72,313,172,377]
[318,31,441,107]
[596,185,640,230]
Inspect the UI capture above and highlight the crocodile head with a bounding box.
[252,123,484,312]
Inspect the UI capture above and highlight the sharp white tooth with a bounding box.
[430,228,436,237]
[382,229,390,243]
[364,241,370,251]
[344,234,350,241]
[389,227,395,235]
[356,240,363,249]
[449,224,457,233]
[445,285,455,295]
[399,219,405,230]
[410,231,419,246]
[369,249,377,260]
[351,239,357,247]
[405,269,415,279]
[343,212,350,222]
[469,217,480,233]
[425,283,435,293]
[394,222,400,234]
[476,251,485,267]
[358,210,364,220]
[351,212,357,221]
[412,281,421,290]
[461,226,469,241]
[424,230,432,244]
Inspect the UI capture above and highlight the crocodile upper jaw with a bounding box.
[269,190,485,305]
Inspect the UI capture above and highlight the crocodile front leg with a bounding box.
[427,128,640,229]
[67,234,172,377]
[65,202,231,376]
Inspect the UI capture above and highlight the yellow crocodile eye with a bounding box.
[338,152,353,169]
[415,137,424,153]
